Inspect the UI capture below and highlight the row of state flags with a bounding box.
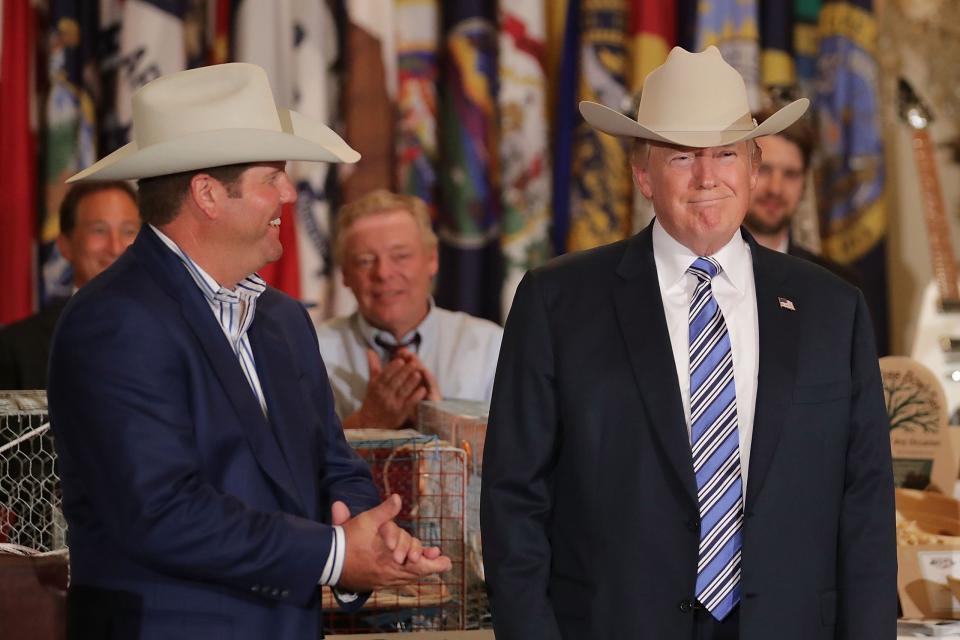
[0,0,889,350]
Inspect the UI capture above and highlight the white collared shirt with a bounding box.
[316,301,503,418]
[652,219,760,489]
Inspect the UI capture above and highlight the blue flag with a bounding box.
[436,0,501,321]
[40,0,99,304]
[760,0,794,87]
[550,0,579,256]
[815,0,888,353]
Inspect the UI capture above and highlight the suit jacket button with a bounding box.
[280,589,290,598]
[679,599,694,613]
[270,588,280,597]
[687,516,701,532]
[251,585,260,593]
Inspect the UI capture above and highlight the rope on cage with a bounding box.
[382,443,419,518]
[0,423,50,455]
[381,438,446,516]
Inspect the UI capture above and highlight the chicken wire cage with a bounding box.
[323,430,467,633]
[0,391,66,552]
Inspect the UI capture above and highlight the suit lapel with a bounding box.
[248,305,319,519]
[613,227,698,507]
[745,237,799,511]
[133,229,304,512]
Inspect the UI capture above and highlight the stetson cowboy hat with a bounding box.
[579,46,808,148]
[67,63,359,183]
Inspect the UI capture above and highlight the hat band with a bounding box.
[645,125,755,133]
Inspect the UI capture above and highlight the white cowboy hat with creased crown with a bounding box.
[67,62,359,183]
[579,45,809,147]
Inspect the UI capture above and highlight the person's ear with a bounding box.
[55,233,73,264]
[748,141,761,190]
[189,173,221,220]
[427,246,439,278]
[633,164,654,200]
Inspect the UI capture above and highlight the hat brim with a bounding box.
[578,98,810,148]
[67,108,360,183]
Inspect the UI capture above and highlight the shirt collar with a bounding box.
[150,225,266,304]
[651,218,751,293]
[354,297,436,351]
[775,234,789,254]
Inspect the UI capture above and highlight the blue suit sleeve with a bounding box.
[49,296,335,607]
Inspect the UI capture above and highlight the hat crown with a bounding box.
[636,46,754,134]
[66,61,360,183]
[132,63,283,149]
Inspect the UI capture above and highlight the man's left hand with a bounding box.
[394,349,441,403]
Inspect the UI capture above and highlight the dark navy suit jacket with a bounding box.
[481,224,896,640]
[0,298,66,389]
[48,228,379,639]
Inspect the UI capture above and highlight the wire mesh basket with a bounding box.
[323,430,467,633]
[0,393,477,631]
[418,400,492,630]
[0,391,66,552]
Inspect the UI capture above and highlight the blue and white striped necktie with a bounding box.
[687,256,743,620]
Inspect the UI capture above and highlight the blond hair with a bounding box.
[334,189,438,266]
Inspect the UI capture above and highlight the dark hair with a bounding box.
[59,181,138,236]
[753,108,815,170]
[136,163,253,226]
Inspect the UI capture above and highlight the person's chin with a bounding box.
[746,212,788,234]
[366,311,401,334]
[257,244,283,268]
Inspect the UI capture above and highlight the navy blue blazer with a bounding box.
[48,228,380,639]
[481,224,896,640]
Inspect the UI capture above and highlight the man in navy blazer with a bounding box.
[48,63,450,640]
[481,48,896,639]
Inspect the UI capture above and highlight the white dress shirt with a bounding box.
[316,301,503,418]
[652,219,760,490]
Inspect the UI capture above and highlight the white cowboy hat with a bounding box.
[67,63,359,183]
[579,46,809,148]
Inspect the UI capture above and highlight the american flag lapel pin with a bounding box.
[778,297,796,311]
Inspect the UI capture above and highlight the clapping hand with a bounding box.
[333,494,452,592]
[353,349,441,429]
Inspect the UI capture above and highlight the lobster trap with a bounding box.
[418,400,492,629]
[323,430,467,633]
[0,391,66,552]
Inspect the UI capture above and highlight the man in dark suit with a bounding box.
[481,47,895,640]
[48,63,450,640]
[743,108,861,287]
[0,181,140,389]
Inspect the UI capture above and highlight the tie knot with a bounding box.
[688,257,721,282]
[374,332,422,359]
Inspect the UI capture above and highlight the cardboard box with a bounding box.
[882,357,957,493]
[898,489,960,619]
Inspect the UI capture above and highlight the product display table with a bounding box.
[330,632,494,640]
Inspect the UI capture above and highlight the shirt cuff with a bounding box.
[319,525,346,586]
[318,525,360,603]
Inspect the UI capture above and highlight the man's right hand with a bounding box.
[344,349,429,429]
[335,494,452,592]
